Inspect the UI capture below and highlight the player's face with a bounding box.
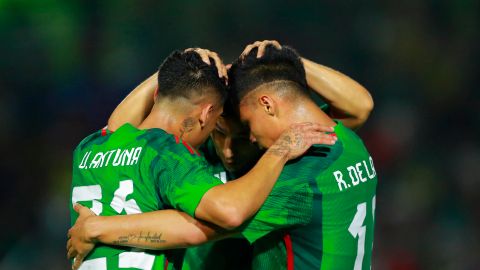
[238,101,283,149]
[211,116,262,173]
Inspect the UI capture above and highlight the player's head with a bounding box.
[229,45,311,148]
[155,50,227,147]
[210,101,263,174]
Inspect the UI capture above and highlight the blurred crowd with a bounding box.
[0,1,478,269]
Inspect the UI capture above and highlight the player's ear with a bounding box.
[258,95,276,117]
[199,104,214,129]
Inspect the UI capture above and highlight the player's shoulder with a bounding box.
[139,128,201,158]
[283,126,345,177]
[281,143,341,181]
[75,128,107,152]
[303,132,344,165]
[334,120,370,154]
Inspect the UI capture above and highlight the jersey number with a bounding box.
[348,196,375,270]
[72,181,155,270]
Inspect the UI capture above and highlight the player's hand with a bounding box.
[67,204,97,270]
[267,122,337,160]
[184,48,228,80]
[240,40,282,59]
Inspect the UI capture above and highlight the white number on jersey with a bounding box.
[72,181,157,269]
[348,195,376,270]
[72,185,103,215]
[110,180,141,214]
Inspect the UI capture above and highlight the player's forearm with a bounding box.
[87,210,224,249]
[107,72,158,131]
[302,58,373,129]
[195,146,289,229]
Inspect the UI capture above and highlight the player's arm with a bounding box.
[158,122,334,229]
[107,72,158,132]
[195,122,335,229]
[69,124,334,245]
[302,57,373,129]
[243,40,374,130]
[69,205,227,250]
[67,204,234,270]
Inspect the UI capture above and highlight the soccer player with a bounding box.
[99,40,374,270]
[185,41,374,270]
[226,43,378,270]
[68,48,335,270]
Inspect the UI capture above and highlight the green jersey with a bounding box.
[70,124,222,270]
[240,121,378,270]
[182,138,252,270]
[183,104,333,270]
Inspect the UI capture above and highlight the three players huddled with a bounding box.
[68,40,377,270]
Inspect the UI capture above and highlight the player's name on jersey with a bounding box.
[78,147,143,170]
[333,156,376,191]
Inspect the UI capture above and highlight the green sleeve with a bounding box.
[239,173,313,243]
[156,141,223,217]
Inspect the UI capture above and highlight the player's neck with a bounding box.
[286,101,336,127]
[138,109,186,137]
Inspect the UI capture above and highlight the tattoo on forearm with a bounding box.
[294,132,303,147]
[179,117,196,139]
[113,231,166,246]
[267,144,290,157]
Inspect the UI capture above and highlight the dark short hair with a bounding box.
[221,97,239,119]
[157,50,227,103]
[228,45,308,105]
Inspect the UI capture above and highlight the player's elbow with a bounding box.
[213,203,245,230]
[222,209,244,230]
[362,92,374,116]
[197,193,245,230]
[352,92,374,129]
[357,90,374,118]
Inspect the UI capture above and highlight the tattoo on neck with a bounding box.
[113,231,166,246]
[179,117,196,139]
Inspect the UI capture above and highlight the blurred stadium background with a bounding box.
[0,0,479,269]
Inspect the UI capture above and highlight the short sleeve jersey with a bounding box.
[70,124,223,270]
[240,121,378,270]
